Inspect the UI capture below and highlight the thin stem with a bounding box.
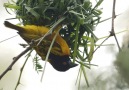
[81,65,89,87]
[14,50,33,90]
[40,26,61,82]
[75,67,81,85]
[99,13,121,23]
[0,47,31,80]
[78,68,82,90]
[110,0,121,51]
[94,36,110,53]
[0,35,18,43]
[85,35,110,60]
[73,23,80,63]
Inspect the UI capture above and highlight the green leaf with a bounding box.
[83,0,92,9]
[81,65,89,87]
[93,0,103,9]
[73,21,80,63]
[4,3,21,9]
[25,6,40,19]
[88,37,95,62]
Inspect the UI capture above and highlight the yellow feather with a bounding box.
[4,21,70,57]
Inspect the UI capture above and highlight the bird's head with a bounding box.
[48,54,78,71]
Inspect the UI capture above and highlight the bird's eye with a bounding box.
[62,62,67,65]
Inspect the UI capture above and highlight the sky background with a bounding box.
[1,0,129,90]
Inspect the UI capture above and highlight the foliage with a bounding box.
[33,53,43,73]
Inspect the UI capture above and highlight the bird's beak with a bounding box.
[69,61,78,68]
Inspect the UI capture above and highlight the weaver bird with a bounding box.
[4,21,77,71]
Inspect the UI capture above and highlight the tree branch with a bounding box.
[110,0,121,51]
[0,46,31,80]
[14,49,32,90]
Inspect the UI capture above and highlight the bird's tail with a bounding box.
[4,21,24,32]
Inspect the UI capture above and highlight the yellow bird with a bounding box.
[4,21,77,71]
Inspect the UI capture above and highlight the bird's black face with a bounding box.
[49,54,78,71]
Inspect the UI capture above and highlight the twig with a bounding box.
[0,46,31,80]
[99,13,121,23]
[94,36,110,53]
[85,35,110,60]
[110,0,121,51]
[0,35,18,43]
[14,50,33,90]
